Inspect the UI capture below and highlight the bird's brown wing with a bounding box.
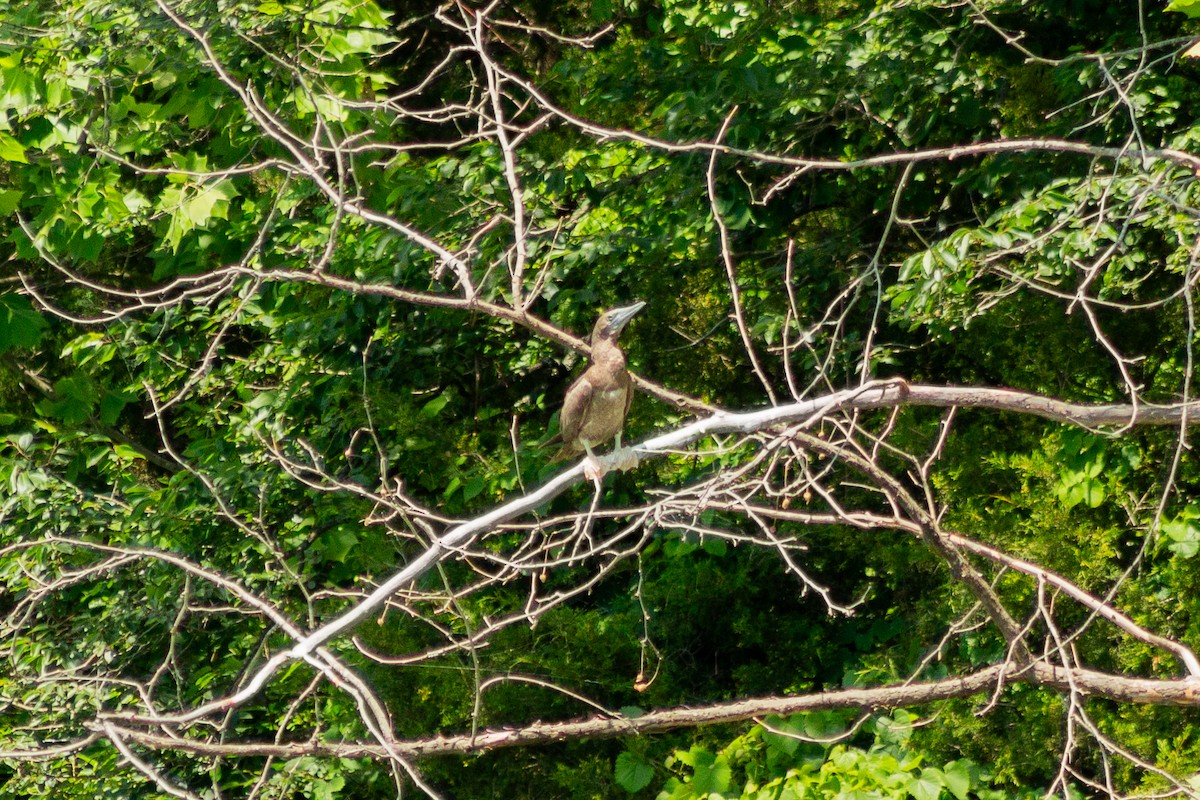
[548,374,594,462]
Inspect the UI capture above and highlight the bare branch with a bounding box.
[61,663,1200,764]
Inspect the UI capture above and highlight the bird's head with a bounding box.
[591,301,646,344]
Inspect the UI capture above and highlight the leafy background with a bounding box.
[4,0,1200,798]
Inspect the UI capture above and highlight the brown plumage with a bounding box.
[548,301,645,464]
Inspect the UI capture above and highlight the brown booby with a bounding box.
[549,301,645,478]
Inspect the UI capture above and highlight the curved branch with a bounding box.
[945,531,1200,678]
[492,59,1200,173]
[706,501,1200,679]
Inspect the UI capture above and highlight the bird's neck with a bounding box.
[591,337,625,369]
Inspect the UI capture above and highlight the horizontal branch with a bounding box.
[886,384,1200,428]
[635,382,1200,458]
[632,379,1200,470]
[498,62,1200,174]
[68,662,1200,764]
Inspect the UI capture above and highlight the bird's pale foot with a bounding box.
[582,455,606,483]
[585,448,640,481]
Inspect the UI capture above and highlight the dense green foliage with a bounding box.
[649,710,1035,800]
[4,0,1200,798]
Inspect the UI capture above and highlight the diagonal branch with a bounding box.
[104,378,1200,726]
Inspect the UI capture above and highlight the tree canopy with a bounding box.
[5,0,1200,798]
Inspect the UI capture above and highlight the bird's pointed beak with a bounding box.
[607,301,646,334]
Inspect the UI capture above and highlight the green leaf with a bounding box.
[158,180,239,251]
[420,393,450,418]
[803,710,848,740]
[0,293,48,353]
[908,767,945,800]
[40,375,97,425]
[874,709,916,747]
[318,527,359,563]
[99,390,132,426]
[690,752,732,795]
[663,535,699,557]
[1054,431,1109,509]
[1162,509,1200,559]
[462,474,485,502]
[614,752,654,793]
[0,188,21,214]
[1076,478,1106,508]
[112,443,146,461]
[62,332,118,367]
[0,131,27,163]
[1167,0,1200,18]
[312,775,345,800]
[943,760,975,800]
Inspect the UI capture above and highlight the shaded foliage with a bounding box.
[4,0,1200,798]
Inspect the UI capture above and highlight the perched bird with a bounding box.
[549,301,645,478]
